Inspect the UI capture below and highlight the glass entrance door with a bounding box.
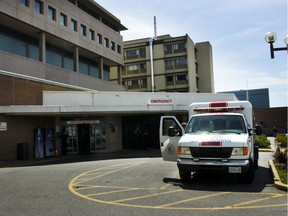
[90,123,106,152]
[66,125,78,154]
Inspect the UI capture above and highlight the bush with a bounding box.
[254,134,271,148]
[276,134,287,148]
[273,147,287,169]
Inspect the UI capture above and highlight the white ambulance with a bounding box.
[159,101,262,183]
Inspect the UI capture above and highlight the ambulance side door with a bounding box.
[159,116,184,162]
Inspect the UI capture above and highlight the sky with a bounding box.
[96,0,288,107]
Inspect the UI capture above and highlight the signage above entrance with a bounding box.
[148,98,173,105]
[67,120,100,125]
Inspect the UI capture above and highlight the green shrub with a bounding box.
[273,147,287,169]
[276,134,287,148]
[254,134,271,148]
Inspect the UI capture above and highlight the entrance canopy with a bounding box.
[0,91,237,115]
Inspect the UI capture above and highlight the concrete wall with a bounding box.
[0,53,126,92]
[0,115,55,160]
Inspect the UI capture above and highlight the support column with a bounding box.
[117,65,122,85]
[39,32,46,63]
[73,46,79,72]
[99,57,104,79]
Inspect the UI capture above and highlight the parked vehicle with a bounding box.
[159,101,262,183]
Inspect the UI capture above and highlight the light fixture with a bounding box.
[265,32,288,59]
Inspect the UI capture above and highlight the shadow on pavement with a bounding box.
[163,166,274,193]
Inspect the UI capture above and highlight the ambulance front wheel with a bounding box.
[239,160,255,184]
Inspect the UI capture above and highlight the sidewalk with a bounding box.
[0,148,162,168]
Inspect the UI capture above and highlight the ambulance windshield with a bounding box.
[185,115,246,134]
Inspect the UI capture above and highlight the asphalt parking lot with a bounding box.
[0,150,287,216]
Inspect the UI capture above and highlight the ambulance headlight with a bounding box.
[178,147,191,155]
[231,147,248,156]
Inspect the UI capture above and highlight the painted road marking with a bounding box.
[69,163,288,211]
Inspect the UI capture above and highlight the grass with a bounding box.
[274,163,287,185]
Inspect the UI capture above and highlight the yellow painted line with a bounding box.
[159,184,170,190]
[86,188,138,197]
[111,189,183,203]
[228,194,286,208]
[156,191,230,208]
[72,163,145,185]
[69,164,288,211]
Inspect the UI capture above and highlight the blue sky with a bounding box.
[96,0,287,107]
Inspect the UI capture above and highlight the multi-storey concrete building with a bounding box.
[110,34,214,93]
[0,0,126,92]
[0,0,127,160]
[0,0,233,161]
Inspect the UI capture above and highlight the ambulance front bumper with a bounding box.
[177,158,250,173]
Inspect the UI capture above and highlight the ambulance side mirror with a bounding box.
[168,126,176,137]
[168,126,182,137]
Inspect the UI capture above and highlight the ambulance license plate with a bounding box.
[229,167,241,173]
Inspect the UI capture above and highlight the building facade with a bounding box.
[110,34,214,93]
[0,0,236,161]
[0,0,128,160]
[220,88,270,108]
[0,0,126,92]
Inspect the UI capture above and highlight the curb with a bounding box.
[268,159,288,191]
[259,148,274,152]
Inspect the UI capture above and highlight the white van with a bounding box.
[159,101,262,183]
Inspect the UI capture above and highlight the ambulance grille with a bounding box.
[190,147,233,158]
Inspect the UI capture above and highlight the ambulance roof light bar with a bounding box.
[194,102,244,112]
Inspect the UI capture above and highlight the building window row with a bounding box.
[125,47,146,60]
[166,73,188,86]
[165,57,187,70]
[19,0,122,55]
[164,42,186,55]
[123,63,146,75]
[122,78,147,89]
[0,26,110,81]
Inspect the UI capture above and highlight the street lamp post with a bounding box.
[264,32,288,59]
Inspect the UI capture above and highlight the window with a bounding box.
[126,49,137,59]
[175,57,187,68]
[46,44,74,70]
[48,6,56,21]
[104,37,109,48]
[165,60,173,70]
[89,29,95,40]
[139,48,146,57]
[117,45,121,54]
[111,41,115,51]
[60,13,67,26]
[19,0,29,7]
[97,34,102,44]
[0,28,40,60]
[35,0,43,14]
[127,64,139,74]
[166,76,174,84]
[103,65,110,80]
[176,73,188,85]
[173,42,186,53]
[80,24,86,36]
[164,44,172,54]
[70,19,77,32]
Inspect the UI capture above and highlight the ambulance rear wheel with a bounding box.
[179,170,191,182]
